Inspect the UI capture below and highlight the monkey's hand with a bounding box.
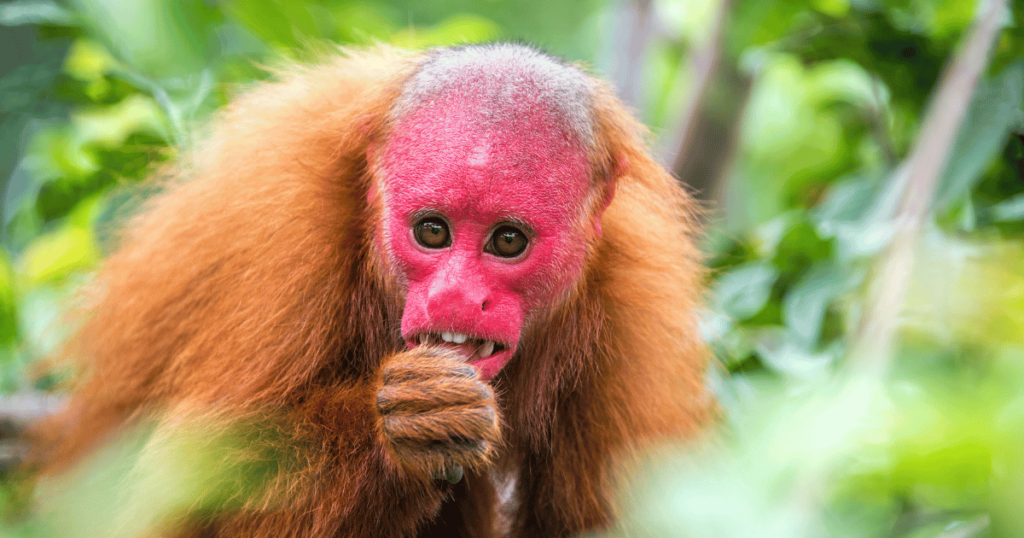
[377,347,500,483]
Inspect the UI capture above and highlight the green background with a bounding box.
[1,0,1023,536]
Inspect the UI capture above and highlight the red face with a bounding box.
[374,92,596,380]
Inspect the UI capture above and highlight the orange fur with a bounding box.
[38,46,711,537]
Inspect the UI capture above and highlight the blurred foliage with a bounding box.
[0,0,1023,536]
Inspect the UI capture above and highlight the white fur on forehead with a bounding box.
[391,43,595,146]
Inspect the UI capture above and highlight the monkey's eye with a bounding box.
[414,218,450,249]
[488,226,528,258]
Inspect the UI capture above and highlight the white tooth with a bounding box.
[478,340,495,359]
[452,333,467,344]
[441,332,454,343]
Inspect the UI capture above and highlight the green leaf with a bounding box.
[988,193,1024,222]
[936,62,1024,211]
[729,0,805,54]
[782,262,848,348]
[16,287,69,361]
[713,261,780,320]
[3,164,40,226]
[224,0,320,47]
[771,217,833,275]
[814,175,880,228]
[69,0,218,76]
[752,326,837,378]
[0,0,75,26]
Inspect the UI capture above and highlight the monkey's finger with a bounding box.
[390,440,492,477]
[382,360,477,386]
[382,405,499,445]
[377,380,493,415]
[393,438,493,470]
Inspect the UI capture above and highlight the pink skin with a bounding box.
[374,89,598,380]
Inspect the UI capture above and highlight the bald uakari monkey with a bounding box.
[39,43,710,538]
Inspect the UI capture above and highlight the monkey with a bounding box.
[36,43,710,537]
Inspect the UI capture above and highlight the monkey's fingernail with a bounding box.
[445,465,464,484]
[477,340,495,359]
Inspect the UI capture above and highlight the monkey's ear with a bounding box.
[596,178,616,216]
[366,142,381,207]
[601,155,627,211]
[592,155,625,238]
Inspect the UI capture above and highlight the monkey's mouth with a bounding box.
[406,332,515,380]
[410,332,507,360]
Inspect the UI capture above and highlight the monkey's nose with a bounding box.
[425,277,491,318]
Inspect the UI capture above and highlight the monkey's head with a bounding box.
[369,45,613,380]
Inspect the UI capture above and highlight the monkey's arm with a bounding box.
[212,347,499,538]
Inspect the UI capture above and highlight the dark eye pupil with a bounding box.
[491,226,527,257]
[414,218,449,248]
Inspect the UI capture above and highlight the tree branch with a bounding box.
[662,0,732,178]
[850,0,1010,376]
[612,0,655,110]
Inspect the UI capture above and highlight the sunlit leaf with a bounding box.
[391,14,500,49]
[24,127,100,183]
[736,56,851,223]
[923,0,979,39]
[812,0,849,17]
[16,221,100,287]
[657,0,722,46]
[71,95,168,148]
[0,253,18,346]
[904,231,1024,347]
[329,3,396,44]
[31,416,285,538]
[63,39,119,82]
[807,60,884,110]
